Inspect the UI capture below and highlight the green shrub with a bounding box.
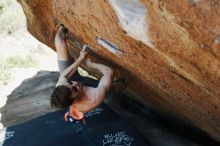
[0,5,3,15]
[0,0,26,33]
[0,55,38,84]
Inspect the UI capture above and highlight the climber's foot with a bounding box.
[56,24,68,39]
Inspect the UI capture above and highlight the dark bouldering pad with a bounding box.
[0,104,148,146]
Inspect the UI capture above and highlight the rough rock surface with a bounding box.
[17,0,220,141]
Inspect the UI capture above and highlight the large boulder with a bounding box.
[18,0,220,142]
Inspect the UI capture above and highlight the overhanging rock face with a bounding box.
[18,0,220,141]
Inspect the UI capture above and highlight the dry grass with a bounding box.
[0,55,38,84]
[0,0,26,34]
[0,0,57,87]
[0,0,91,89]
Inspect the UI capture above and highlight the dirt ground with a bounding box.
[0,28,58,128]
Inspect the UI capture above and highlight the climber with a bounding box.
[50,24,114,121]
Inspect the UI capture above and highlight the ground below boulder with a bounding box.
[0,71,219,146]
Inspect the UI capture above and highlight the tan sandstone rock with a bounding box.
[18,0,220,141]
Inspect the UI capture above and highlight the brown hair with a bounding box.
[50,85,74,108]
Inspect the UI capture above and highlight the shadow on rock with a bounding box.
[105,93,220,146]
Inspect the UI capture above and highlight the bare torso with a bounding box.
[73,86,99,112]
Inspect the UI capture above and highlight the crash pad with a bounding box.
[0,104,148,146]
